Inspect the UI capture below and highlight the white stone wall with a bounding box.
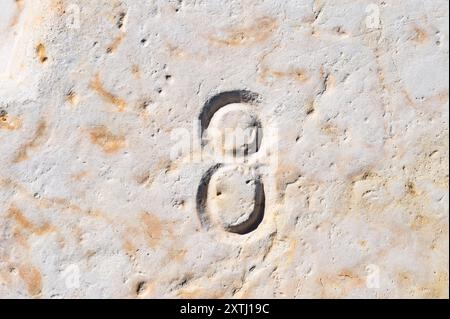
[0,0,448,298]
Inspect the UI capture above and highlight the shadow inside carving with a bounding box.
[196,163,223,230]
[196,165,265,235]
[225,180,265,235]
[199,90,261,142]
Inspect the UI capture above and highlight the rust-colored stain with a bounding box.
[405,181,418,196]
[425,272,449,298]
[34,223,56,236]
[165,236,187,263]
[397,271,449,298]
[321,122,345,143]
[260,68,309,85]
[140,212,163,248]
[402,89,416,107]
[209,17,278,47]
[51,0,66,15]
[317,270,365,298]
[123,239,136,256]
[435,90,449,103]
[275,164,303,196]
[0,111,22,131]
[8,205,56,236]
[411,214,431,231]
[19,265,42,297]
[90,73,127,112]
[66,90,79,106]
[177,286,226,299]
[9,0,25,27]
[286,238,298,263]
[107,32,125,53]
[131,64,141,79]
[89,126,126,154]
[36,43,48,63]
[135,157,174,186]
[167,43,188,58]
[412,27,428,43]
[40,197,82,214]
[14,120,48,163]
[8,205,33,230]
[72,170,89,181]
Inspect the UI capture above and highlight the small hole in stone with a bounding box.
[140,100,151,110]
[117,12,126,29]
[136,281,147,295]
[306,107,315,115]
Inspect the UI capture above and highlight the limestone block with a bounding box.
[0,0,448,298]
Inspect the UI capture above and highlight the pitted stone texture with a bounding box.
[0,0,448,299]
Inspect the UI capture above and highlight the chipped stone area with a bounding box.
[0,0,448,299]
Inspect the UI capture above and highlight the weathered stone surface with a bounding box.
[0,0,448,298]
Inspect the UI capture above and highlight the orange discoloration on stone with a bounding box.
[286,239,298,263]
[135,157,174,187]
[19,265,42,297]
[107,32,125,53]
[8,205,33,230]
[8,205,57,236]
[209,17,278,47]
[12,228,29,247]
[72,171,89,181]
[260,67,309,85]
[51,0,66,15]
[123,239,136,256]
[402,89,416,107]
[397,271,449,298]
[177,287,225,299]
[90,73,127,112]
[140,212,163,248]
[131,65,141,79]
[66,89,79,106]
[39,196,83,214]
[411,214,431,231]
[317,269,365,298]
[14,120,48,163]
[89,126,126,154]
[424,272,449,298]
[166,244,187,263]
[167,43,188,58]
[321,122,344,142]
[35,223,57,236]
[0,112,23,131]
[405,181,418,196]
[36,43,48,63]
[9,0,24,27]
[275,164,303,197]
[412,27,428,43]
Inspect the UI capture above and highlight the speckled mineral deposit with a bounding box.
[0,0,448,299]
